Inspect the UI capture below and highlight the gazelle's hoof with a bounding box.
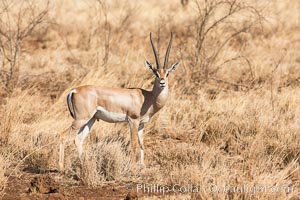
[58,164,64,172]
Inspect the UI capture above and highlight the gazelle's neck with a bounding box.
[152,78,168,110]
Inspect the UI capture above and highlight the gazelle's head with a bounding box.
[145,33,179,88]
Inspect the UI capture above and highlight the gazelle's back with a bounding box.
[72,85,145,121]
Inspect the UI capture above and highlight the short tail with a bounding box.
[67,89,76,119]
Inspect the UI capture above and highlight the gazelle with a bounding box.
[58,33,179,171]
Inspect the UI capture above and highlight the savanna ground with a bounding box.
[0,0,299,199]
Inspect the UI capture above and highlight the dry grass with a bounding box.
[0,0,299,199]
[0,154,10,197]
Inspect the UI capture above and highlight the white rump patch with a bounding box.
[95,106,127,123]
[70,89,77,93]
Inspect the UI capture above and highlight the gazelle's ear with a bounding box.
[145,60,155,71]
[166,62,180,77]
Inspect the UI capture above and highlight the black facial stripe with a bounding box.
[154,71,160,78]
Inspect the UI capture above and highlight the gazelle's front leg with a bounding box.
[138,123,145,166]
[129,119,140,163]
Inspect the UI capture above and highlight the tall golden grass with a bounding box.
[0,0,299,199]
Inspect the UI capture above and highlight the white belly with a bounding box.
[95,106,127,123]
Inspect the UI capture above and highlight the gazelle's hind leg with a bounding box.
[59,127,72,171]
[58,119,90,171]
[74,118,96,160]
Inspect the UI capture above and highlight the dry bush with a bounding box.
[0,0,49,95]
[169,0,265,86]
[194,1,261,73]
[81,139,131,187]
[0,91,57,172]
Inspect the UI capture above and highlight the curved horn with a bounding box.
[150,32,160,69]
[163,32,173,69]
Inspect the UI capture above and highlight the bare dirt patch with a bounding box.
[3,172,136,200]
